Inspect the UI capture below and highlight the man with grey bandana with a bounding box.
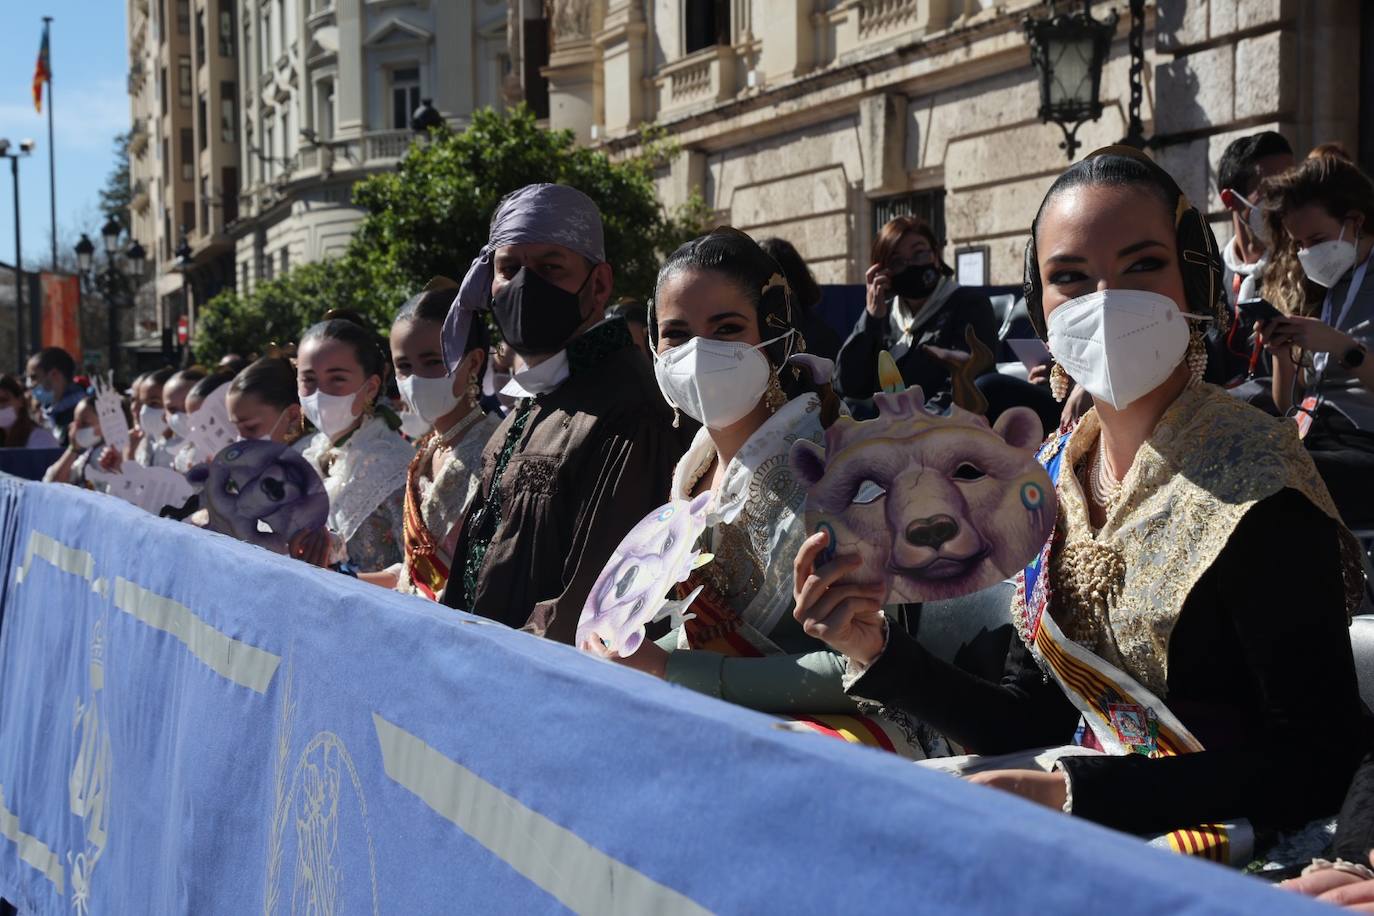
[439,183,684,642]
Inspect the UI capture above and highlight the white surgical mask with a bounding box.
[1299,223,1360,289]
[301,388,362,440]
[0,406,17,429]
[1047,290,1204,411]
[398,371,461,425]
[166,409,194,440]
[74,427,101,450]
[398,410,432,439]
[653,331,793,429]
[138,404,168,439]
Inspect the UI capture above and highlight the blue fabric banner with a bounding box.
[0,478,1324,914]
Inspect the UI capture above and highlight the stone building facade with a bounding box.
[126,0,242,349]
[229,0,510,299]
[513,0,1373,286]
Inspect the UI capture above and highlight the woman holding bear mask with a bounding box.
[594,228,943,758]
[793,147,1370,850]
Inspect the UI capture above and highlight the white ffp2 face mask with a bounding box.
[1047,289,1202,411]
[398,371,461,426]
[166,409,194,440]
[653,331,792,429]
[301,388,362,440]
[138,404,168,439]
[74,427,101,450]
[1299,223,1360,289]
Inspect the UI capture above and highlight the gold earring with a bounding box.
[1049,363,1071,402]
[765,373,787,414]
[1186,332,1208,386]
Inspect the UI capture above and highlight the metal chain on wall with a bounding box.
[1122,0,1149,148]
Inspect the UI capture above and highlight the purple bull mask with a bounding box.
[187,439,330,555]
[576,492,713,657]
[788,384,1056,604]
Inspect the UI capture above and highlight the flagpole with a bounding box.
[44,16,55,275]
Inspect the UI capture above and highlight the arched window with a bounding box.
[684,0,729,54]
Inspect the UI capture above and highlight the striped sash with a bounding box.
[1015,429,1253,865]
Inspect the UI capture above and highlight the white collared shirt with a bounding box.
[501,350,571,399]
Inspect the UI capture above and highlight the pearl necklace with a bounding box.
[433,406,483,451]
[1088,441,1122,509]
[683,452,716,496]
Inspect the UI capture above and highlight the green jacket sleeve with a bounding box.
[658,630,858,714]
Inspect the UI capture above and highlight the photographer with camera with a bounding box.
[1215,132,1295,391]
[1258,155,1374,527]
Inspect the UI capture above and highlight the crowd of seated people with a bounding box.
[14,151,1374,890]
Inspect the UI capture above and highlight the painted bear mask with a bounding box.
[788,387,1056,604]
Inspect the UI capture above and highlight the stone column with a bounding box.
[756,0,814,82]
[859,92,908,197]
[595,0,647,135]
[334,0,365,136]
[543,0,605,142]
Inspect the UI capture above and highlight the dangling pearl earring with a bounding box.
[1186,332,1208,387]
[466,373,481,409]
[1049,363,1071,402]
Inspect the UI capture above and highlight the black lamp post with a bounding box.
[1024,1,1118,161]
[410,98,444,135]
[174,233,192,364]
[0,138,35,369]
[75,222,147,382]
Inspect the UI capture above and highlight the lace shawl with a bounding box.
[303,414,415,545]
[1026,383,1364,696]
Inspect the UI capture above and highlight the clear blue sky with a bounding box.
[0,2,127,271]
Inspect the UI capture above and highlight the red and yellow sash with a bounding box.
[402,440,448,601]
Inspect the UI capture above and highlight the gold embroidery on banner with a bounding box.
[264,663,378,916]
[68,617,112,916]
[1047,384,1363,696]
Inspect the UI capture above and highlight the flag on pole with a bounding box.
[32,22,50,114]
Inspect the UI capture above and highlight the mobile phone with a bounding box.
[1237,297,1281,325]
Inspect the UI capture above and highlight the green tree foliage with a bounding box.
[193,106,706,364]
[99,131,133,229]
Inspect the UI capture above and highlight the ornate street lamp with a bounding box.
[74,232,94,274]
[101,216,121,256]
[74,226,148,382]
[1,138,35,367]
[126,239,147,281]
[410,98,444,135]
[1024,1,1118,161]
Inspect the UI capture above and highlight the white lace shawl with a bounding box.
[303,415,415,545]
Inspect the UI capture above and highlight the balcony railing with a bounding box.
[129,117,150,155]
[654,46,737,116]
[856,0,921,38]
[127,60,146,94]
[363,129,412,162]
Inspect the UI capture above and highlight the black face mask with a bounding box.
[890,262,942,300]
[491,265,593,357]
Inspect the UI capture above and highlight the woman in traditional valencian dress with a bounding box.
[793,147,1371,856]
[608,228,942,757]
[297,318,414,575]
[377,280,502,599]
